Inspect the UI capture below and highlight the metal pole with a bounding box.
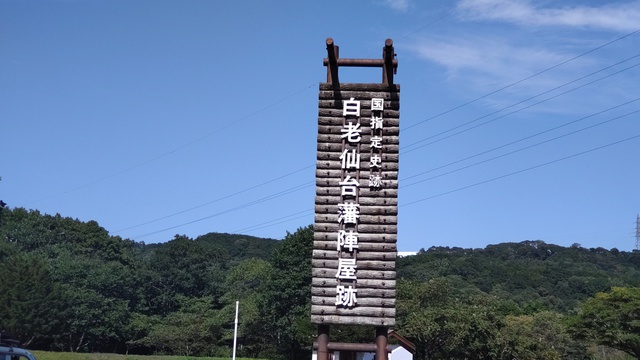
[232,301,239,360]
[317,324,330,360]
[376,327,388,360]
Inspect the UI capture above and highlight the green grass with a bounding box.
[31,351,264,360]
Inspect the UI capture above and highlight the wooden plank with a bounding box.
[317,134,399,145]
[313,250,397,260]
[312,287,396,298]
[311,305,396,317]
[318,100,400,110]
[319,83,400,92]
[319,108,400,118]
[312,268,396,279]
[311,314,395,326]
[312,242,397,253]
[312,278,396,288]
[314,204,398,215]
[312,296,396,307]
[314,232,397,241]
[316,126,400,137]
[314,223,398,234]
[315,170,398,180]
[313,214,398,225]
[316,152,400,163]
[311,259,396,271]
[315,186,400,196]
[315,192,399,204]
[316,161,399,172]
[319,90,400,100]
[318,117,400,128]
[318,142,399,153]
[315,185,400,197]
[314,233,397,243]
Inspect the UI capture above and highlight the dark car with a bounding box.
[0,334,37,360]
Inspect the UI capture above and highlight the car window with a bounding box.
[3,355,32,360]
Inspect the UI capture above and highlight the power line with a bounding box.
[402,97,640,183]
[120,62,640,240]
[402,133,640,207]
[115,52,640,238]
[106,25,640,240]
[113,164,314,233]
[401,29,640,132]
[402,58,640,154]
[403,108,640,188]
[230,129,640,235]
[131,181,314,239]
[26,82,317,206]
[223,108,640,235]
[233,209,314,234]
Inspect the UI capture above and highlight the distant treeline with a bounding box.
[1,207,639,359]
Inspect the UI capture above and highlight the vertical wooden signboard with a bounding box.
[312,38,399,360]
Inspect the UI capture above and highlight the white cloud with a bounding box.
[457,0,640,32]
[405,34,611,113]
[381,0,410,12]
[410,35,567,83]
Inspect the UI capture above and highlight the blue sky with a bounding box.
[2,0,639,251]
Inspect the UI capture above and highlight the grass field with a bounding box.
[31,351,263,360]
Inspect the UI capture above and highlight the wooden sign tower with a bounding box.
[312,38,400,360]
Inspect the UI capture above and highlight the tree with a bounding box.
[219,258,273,357]
[257,225,314,359]
[136,296,225,356]
[493,311,587,359]
[140,235,227,315]
[0,252,64,348]
[397,277,503,359]
[569,287,640,359]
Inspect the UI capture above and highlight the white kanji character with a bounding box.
[343,98,361,117]
[337,202,360,224]
[336,285,358,307]
[341,121,361,143]
[335,258,357,280]
[337,230,359,252]
[340,149,360,170]
[370,136,383,149]
[371,98,384,111]
[370,154,382,168]
[369,174,382,188]
[371,115,384,130]
[339,175,359,197]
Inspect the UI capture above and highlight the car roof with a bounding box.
[0,345,36,356]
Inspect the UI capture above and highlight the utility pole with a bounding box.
[636,215,640,250]
[232,301,239,360]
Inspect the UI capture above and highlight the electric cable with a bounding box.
[113,164,314,233]
[402,59,640,154]
[401,29,640,131]
[402,97,640,183]
[112,50,640,239]
[120,60,640,239]
[26,82,317,206]
[403,108,640,188]
[402,133,640,207]
[131,181,314,239]
[243,132,640,233]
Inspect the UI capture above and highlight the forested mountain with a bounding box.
[399,241,640,312]
[1,207,639,359]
